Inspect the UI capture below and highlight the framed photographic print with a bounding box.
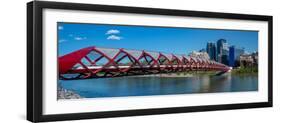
[27,1,273,122]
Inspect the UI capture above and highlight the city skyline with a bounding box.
[58,22,258,56]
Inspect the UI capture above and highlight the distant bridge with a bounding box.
[59,46,230,80]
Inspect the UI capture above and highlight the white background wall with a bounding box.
[0,0,279,123]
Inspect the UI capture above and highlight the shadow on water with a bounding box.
[59,73,258,99]
[215,71,228,76]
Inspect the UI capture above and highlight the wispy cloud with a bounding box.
[74,36,87,41]
[107,35,122,40]
[59,39,67,43]
[58,26,63,30]
[106,29,120,35]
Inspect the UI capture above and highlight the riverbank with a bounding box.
[231,66,258,75]
[57,86,83,99]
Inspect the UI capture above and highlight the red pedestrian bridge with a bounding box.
[59,46,230,80]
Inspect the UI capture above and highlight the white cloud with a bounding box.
[58,26,63,30]
[106,29,120,35]
[74,36,87,41]
[74,37,83,40]
[107,35,122,40]
[59,39,67,43]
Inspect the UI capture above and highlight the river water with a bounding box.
[59,73,258,98]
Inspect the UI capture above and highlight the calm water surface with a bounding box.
[59,74,258,98]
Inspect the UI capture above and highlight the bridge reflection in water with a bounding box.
[59,46,230,80]
[59,74,258,98]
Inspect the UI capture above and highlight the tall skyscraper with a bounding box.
[206,42,216,60]
[217,39,227,62]
[228,46,245,67]
[235,47,245,60]
[229,46,235,67]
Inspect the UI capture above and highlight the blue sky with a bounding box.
[58,22,258,56]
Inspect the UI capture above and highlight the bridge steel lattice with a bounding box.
[59,46,230,80]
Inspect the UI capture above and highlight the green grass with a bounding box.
[231,66,258,75]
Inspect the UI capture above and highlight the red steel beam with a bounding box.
[59,46,230,80]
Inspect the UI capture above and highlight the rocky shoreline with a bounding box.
[57,86,82,99]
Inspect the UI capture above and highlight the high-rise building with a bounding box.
[206,42,216,60]
[217,39,227,62]
[229,46,235,67]
[235,47,245,60]
[221,43,229,65]
[228,46,245,67]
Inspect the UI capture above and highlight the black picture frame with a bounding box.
[27,1,273,122]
